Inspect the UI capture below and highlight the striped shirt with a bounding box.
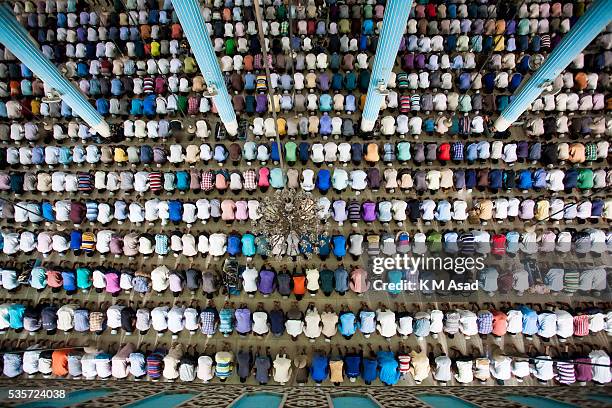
[398,354,411,375]
[573,314,589,336]
[154,234,169,255]
[399,96,410,113]
[214,352,233,378]
[256,75,267,92]
[396,73,409,88]
[410,94,421,111]
[77,172,92,192]
[555,361,576,385]
[143,77,154,93]
[149,172,162,191]
[85,202,98,221]
[459,233,475,254]
[146,351,164,379]
[563,270,580,293]
[81,232,96,252]
[219,308,234,334]
[347,201,361,222]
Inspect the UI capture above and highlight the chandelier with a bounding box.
[252,189,328,259]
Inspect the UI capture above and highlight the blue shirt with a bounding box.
[533,169,547,189]
[319,94,332,112]
[518,170,533,190]
[62,270,77,291]
[41,202,55,221]
[359,310,376,334]
[130,99,143,115]
[345,94,356,111]
[143,95,156,117]
[8,303,25,329]
[377,351,400,385]
[317,170,331,192]
[227,234,241,256]
[334,268,349,292]
[519,305,538,335]
[241,234,256,257]
[299,143,309,162]
[339,312,358,337]
[466,143,478,161]
[332,235,346,258]
[490,170,503,189]
[310,354,329,382]
[271,143,281,162]
[345,355,361,378]
[413,317,431,337]
[319,114,332,134]
[362,358,378,382]
[387,270,403,295]
[70,230,82,250]
[168,200,182,222]
[176,171,189,190]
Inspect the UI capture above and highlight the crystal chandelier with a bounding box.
[252,189,328,259]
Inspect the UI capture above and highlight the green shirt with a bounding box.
[177,95,188,113]
[363,5,373,19]
[585,143,597,161]
[397,142,411,161]
[184,57,196,74]
[276,4,287,20]
[76,267,92,289]
[339,19,350,33]
[225,38,236,56]
[458,95,472,112]
[517,19,530,36]
[577,169,594,189]
[285,142,297,163]
[319,269,334,293]
[270,168,286,189]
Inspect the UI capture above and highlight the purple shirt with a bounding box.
[258,269,276,295]
[362,201,377,222]
[235,308,252,334]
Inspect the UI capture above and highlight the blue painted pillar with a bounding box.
[0,4,111,138]
[495,0,612,131]
[360,0,413,132]
[171,0,238,136]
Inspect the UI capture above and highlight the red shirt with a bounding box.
[491,234,507,255]
[426,3,437,18]
[438,143,451,161]
[292,276,306,295]
[258,168,270,187]
[491,310,508,336]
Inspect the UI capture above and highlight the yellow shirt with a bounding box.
[114,147,128,163]
[478,200,494,220]
[493,35,505,51]
[184,57,196,74]
[30,99,41,115]
[535,200,550,220]
[329,360,344,383]
[276,118,287,136]
[409,351,430,381]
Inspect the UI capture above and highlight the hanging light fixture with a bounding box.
[251,189,328,259]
